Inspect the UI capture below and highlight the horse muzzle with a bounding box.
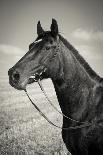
[8,68,27,90]
[8,66,48,90]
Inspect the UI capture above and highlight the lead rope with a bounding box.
[25,89,93,130]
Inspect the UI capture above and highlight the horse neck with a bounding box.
[52,41,95,121]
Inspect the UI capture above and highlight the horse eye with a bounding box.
[50,40,53,44]
[46,46,50,50]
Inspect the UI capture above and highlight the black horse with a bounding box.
[8,19,103,155]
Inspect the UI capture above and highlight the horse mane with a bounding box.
[59,34,102,82]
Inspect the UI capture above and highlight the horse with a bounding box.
[8,19,103,155]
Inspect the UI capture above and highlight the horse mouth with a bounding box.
[28,67,47,84]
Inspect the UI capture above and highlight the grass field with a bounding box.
[0,74,69,155]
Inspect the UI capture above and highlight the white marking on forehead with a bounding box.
[34,39,42,44]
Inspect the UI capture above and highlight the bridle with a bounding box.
[25,38,103,130]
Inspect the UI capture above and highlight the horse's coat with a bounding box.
[8,19,103,155]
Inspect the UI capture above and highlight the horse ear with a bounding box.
[50,18,58,37]
[37,21,44,37]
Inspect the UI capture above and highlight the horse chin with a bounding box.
[9,77,28,91]
[27,78,36,84]
[9,82,26,91]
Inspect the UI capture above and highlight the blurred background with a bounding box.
[0,0,103,154]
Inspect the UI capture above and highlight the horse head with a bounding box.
[8,19,63,90]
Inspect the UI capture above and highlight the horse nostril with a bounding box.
[12,71,20,82]
[8,68,13,76]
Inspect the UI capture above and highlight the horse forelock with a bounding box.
[36,31,52,41]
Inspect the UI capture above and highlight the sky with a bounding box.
[0,0,103,77]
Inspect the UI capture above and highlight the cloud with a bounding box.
[73,44,103,77]
[75,44,103,60]
[0,44,25,73]
[75,45,93,59]
[0,44,25,56]
[72,29,103,42]
[0,44,25,64]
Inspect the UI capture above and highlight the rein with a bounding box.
[38,80,79,123]
[24,82,99,130]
